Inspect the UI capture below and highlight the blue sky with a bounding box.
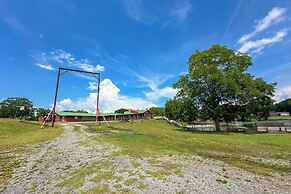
[0,0,291,112]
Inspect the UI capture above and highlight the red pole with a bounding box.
[96,74,101,126]
[52,69,61,127]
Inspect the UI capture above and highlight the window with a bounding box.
[75,116,78,119]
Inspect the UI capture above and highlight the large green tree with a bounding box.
[165,99,182,121]
[173,45,275,130]
[149,107,165,116]
[0,97,34,119]
[165,98,198,122]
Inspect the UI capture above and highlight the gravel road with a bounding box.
[2,123,291,194]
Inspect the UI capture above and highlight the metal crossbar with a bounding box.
[44,67,102,127]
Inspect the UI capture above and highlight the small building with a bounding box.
[38,108,151,123]
[274,112,290,116]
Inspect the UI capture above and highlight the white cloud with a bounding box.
[170,1,191,22]
[78,63,105,72]
[57,78,156,113]
[237,7,288,54]
[238,29,287,53]
[145,86,177,101]
[35,63,55,70]
[58,98,73,108]
[49,50,74,63]
[238,7,286,43]
[33,49,105,73]
[161,1,192,28]
[133,72,177,100]
[88,82,98,90]
[123,0,156,25]
[274,86,291,102]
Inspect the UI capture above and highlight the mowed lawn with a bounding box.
[0,119,63,186]
[0,119,63,148]
[87,120,291,175]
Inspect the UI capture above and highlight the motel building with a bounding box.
[38,108,152,123]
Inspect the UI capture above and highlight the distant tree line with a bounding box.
[63,110,89,113]
[0,97,35,119]
[272,98,291,114]
[0,97,51,120]
[0,97,94,120]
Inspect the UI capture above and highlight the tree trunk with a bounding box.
[214,118,220,132]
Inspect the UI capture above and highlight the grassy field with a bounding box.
[269,115,291,120]
[0,119,63,148]
[0,119,63,186]
[86,119,291,175]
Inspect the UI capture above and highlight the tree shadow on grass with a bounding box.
[19,120,41,126]
[174,127,259,135]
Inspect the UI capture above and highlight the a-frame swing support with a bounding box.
[50,67,101,127]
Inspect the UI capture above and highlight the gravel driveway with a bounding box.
[2,123,291,194]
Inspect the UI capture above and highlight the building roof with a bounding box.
[57,112,96,117]
[56,109,148,117]
[115,108,147,114]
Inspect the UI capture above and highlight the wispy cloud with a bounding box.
[221,0,243,43]
[0,14,30,36]
[87,82,99,90]
[274,86,291,102]
[162,1,192,28]
[238,28,287,53]
[123,0,156,25]
[237,7,288,54]
[35,63,55,71]
[123,0,191,27]
[33,49,105,73]
[170,1,191,22]
[239,7,286,43]
[78,63,104,72]
[133,72,177,101]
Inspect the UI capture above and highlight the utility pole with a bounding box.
[51,69,61,127]
[96,74,101,126]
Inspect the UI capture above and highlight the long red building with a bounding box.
[38,108,151,123]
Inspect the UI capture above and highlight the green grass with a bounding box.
[58,160,124,193]
[81,185,110,194]
[0,119,63,148]
[86,120,291,175]
[216,178,228,184]
[0,119,63,187]
[269,115,291,120]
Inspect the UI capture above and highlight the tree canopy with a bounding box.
[149,107,165,116]
[0,97,34,119]
[165,98,197,122]
[172,45,275,130]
